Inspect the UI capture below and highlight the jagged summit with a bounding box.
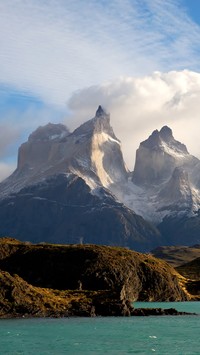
[132,125,195,186]
[160,125,173,140]
[142,125,188,154]
[73,105,117,141]
[95,105,108,117]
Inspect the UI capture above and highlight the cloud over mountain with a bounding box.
[67,70,200,169]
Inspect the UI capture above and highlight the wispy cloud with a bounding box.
[1,0,200,106]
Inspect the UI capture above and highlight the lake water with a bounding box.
[0,302,199,354]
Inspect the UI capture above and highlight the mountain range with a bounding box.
[1,105,200,251]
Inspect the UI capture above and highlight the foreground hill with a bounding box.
[151,245,200,299]
[0,238,189,318]
[176,258,200,299]
[176,257,200,280]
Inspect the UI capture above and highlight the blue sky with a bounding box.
[1,0,200,179]
[183,0,200,25]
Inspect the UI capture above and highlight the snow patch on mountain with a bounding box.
[160,141,188,158]
[91,132,120,187]
[28,123,69,142]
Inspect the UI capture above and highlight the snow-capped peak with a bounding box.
[0,107,128,198]
[142,125,188,155]
[132,125,198,186]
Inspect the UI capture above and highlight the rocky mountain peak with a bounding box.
[159,125,173,141]
[140,126,173,151]
[141,126,187,153]
[142,129,160,149]
[16,123,70,172]
[0,107,127,198]
[28,123,69,142]
[73,106,117,141]
[95,105,107,117]
[132,125,193,186]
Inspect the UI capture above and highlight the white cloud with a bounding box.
[67,70,200,169]
[1,0,200,105]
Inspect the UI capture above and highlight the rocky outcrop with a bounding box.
[0,270,193,318]
[132,126,197,186]
[18,123,70,170]
[0,270,133,318]
[130,307,195,316]
[0,238,188,302]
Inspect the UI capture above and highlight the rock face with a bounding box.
[0,238,189,318]
[0,269,134,318]
[132,126,196,186]
[18,123,70,170]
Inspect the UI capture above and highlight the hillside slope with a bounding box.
[151,245,200,267]
[0,238,189,318]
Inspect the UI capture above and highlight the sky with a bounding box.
[1,0,200,180]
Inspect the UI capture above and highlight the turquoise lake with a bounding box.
[0,302,199,354]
